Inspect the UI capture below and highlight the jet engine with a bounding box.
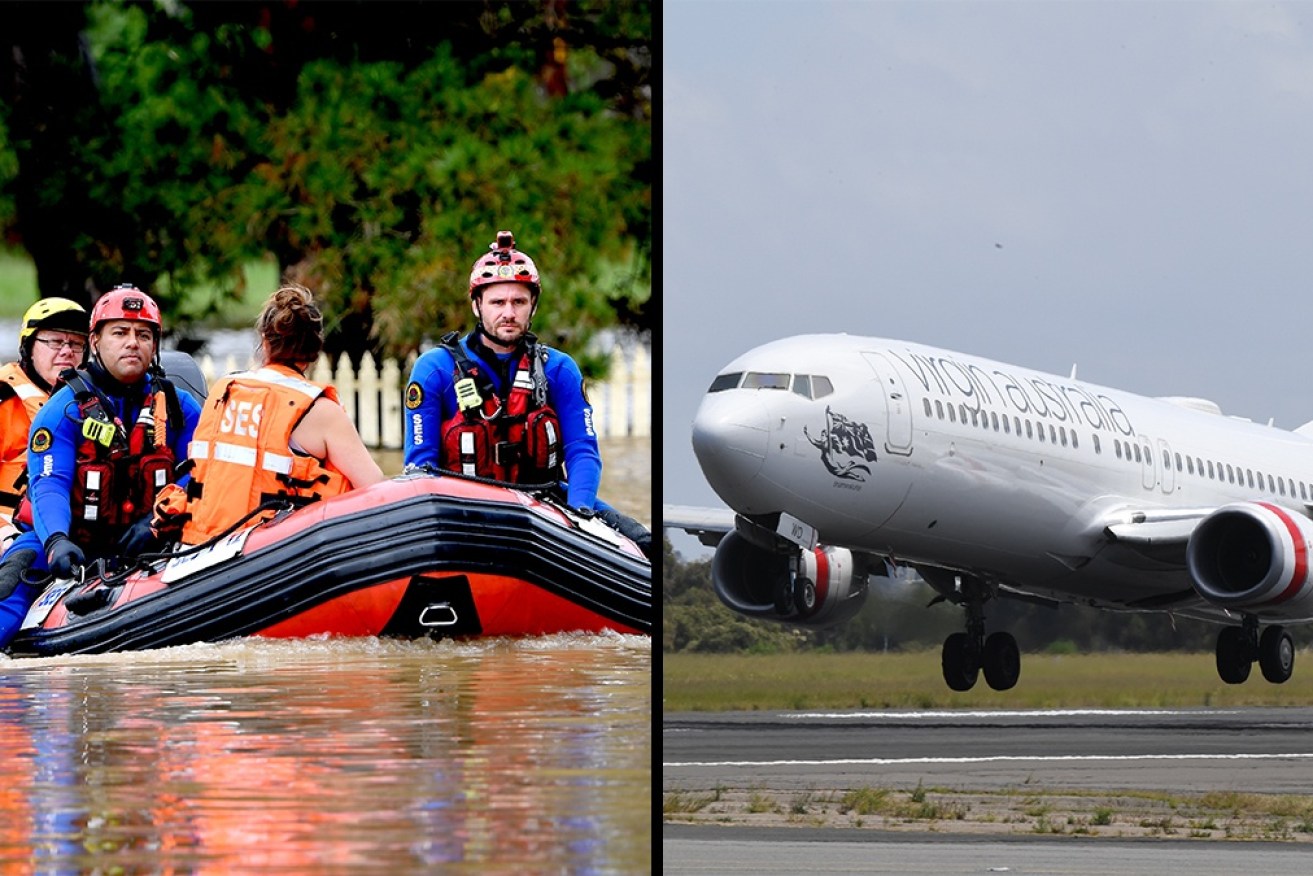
[710,530,869,627]
[1186,501,1313,617]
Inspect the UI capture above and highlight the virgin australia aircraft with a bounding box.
[666,333,1313,692]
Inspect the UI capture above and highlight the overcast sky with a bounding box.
[664,0,1313,558]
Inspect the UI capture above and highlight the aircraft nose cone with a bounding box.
[691,391,769,506]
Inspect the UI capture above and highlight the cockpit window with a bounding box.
[741,372,790,390]
[707,372,743,392]
[711,371,836,398]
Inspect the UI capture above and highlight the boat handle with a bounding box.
[419,603,459,627]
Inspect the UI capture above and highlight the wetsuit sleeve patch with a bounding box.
[30,427,52,453]
[405,382,423,410]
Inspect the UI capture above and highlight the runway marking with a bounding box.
[785,709,1245,719]
[664,752,1313,768]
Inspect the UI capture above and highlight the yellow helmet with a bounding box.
[19,297,89,346]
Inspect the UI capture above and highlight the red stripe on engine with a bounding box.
[1258,502,1307,604]
[813,547,830,610]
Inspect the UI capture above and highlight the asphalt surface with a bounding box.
[663,707,1313,873]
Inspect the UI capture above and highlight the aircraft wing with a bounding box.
[662,504,736,547]
[1100,507,1217,568]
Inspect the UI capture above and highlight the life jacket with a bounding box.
[64,369,181,557]
[180,365,350,545]
[438,333,562,484]
[0,362,49,525]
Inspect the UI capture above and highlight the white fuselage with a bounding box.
[691,334,1313,613]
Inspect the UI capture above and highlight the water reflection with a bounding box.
[0,635,650,873]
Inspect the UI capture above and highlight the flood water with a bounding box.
[0,635,650,873]
[0,435,652,872]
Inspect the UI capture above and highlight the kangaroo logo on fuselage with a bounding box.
[804,406,879,480]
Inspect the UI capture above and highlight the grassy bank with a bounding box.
[663,650,1313,711]
[0,249,274,327]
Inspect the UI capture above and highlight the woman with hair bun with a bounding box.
[167,284,385,546]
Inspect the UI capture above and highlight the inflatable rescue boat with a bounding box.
[6,471,652,656]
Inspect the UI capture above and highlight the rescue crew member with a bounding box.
[166,283,385,546]
[0,299,89,551]
[402,230,651,558]
[0,284,202,649]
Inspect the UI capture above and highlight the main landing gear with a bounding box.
[934,576,1020,692]
[1215,616,1293,685]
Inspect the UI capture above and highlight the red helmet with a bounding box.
[468,231,541,299]
[90,284,162,334]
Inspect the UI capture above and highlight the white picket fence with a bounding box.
[196,343,651,449]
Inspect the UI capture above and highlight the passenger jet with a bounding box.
[665,334,1313,691]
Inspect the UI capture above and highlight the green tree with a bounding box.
[1,0,650,367]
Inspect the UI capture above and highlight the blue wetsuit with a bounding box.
[0,363,201,647]
[404,331,603,509]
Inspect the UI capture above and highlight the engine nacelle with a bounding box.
[710,530,868,628]
[1186,501,1313,617]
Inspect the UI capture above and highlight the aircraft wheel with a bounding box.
[1215,627,1252,685]
[982,631,1021,691]
[793,577,817,615]
[942,632,979,692]
[1259,625,1294,684]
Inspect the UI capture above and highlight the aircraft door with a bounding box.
[1157,438,1175,494]
[861,352,914,456]
[1140,437,1155,491]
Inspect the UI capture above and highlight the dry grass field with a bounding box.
[663,649,1313,711]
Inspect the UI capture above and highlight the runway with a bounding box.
[663,707,1313,873]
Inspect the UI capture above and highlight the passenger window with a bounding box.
[791,374,813,398]
[935,400,944,419]
[812,376,834,399]
[1187,456,1194,475]
[1133,444,1141,463]
[1092,434,1100,454]
[1025,421,1033,439]
[923,398,932,416]
[949,405,956,423]
[1174,452,1182,471]
[708,372,743,392]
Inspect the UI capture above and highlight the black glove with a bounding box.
[118,514,160,557]
[594,507,653,561]
[45,534,86,579]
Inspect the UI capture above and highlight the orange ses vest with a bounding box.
[181,366,349,545]
[0,362,49,524]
